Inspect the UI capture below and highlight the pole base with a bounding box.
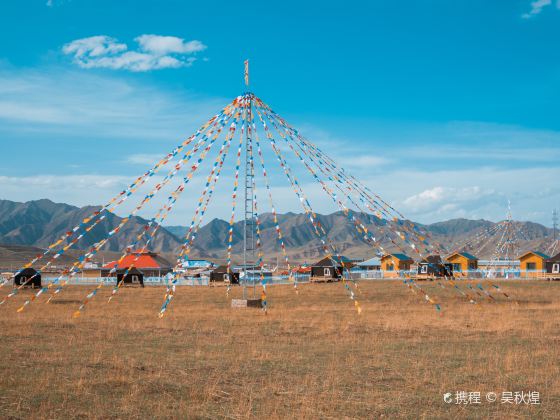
[231,298,262,308]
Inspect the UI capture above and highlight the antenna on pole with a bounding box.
[244,59,249,89]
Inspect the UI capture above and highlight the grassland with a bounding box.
[0,280,558,419]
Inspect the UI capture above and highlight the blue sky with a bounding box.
[0,0,559,226]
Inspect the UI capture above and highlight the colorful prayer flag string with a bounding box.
[158,101,243,318]
[256,99,446,312]
[251,109,293,291]
[8,104,232,295]
[11,104,238,313]
[73,104,240,318]
[252,99,361,313]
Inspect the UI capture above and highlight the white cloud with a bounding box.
[0,66,558,226]
[1,165,557,227]
[46,0,70,7]
[279,123,393,172]
[0,173,184,221]
[0,65,230,224]
[63,36,127,59]
[337,155,391,168]
[125,154,167,165]
[62,35,207,72]
[366,166,560,225]
[402,186,497,215]
[213,115,559,226]
[0,66,225,139]
[0,134,559,227]
[522,0,553,18]
[0,175,129,206]
[136,35,206,55]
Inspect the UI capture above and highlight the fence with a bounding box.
[35,270,560,286]
[348,269,558,280]
[240,273,310,286]
[349,270,385,280]
[42,276,210,286]
[41,273,312,287]
[453,269,544,279]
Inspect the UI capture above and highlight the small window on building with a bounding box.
[324,268,331,277]
[421,265,428,274]
[453,263,461,272]
[526,262,536,271]
[553,264,560,274]
[386,264,394,271]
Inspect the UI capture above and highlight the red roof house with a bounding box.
[103,248,173,277]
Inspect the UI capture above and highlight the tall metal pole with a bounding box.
[249,100,257,299]
[553,209,558,242]
[242,60,255,299]
[242,95,247,299]
[551,209,559,257]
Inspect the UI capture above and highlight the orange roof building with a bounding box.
[103,249,173,277]
[380,253,414,278]
[446,252,478,273]
[518,251,549,277]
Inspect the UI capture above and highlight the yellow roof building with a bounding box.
[446,252,478,272]
[518,251,549,277]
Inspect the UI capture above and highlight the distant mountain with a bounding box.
[424,218,494,237]
[164,225,189,238]
[418,218,554,260]
[426,218,551,241]
[187,213,555,263]
[187,212,384,262]
[0,199,182,254]
[0,199,555,265]
[0,244,77,270]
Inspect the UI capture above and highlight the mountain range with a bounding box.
[0,198,556,267]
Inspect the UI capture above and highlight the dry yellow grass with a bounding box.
[0,280,559,419]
